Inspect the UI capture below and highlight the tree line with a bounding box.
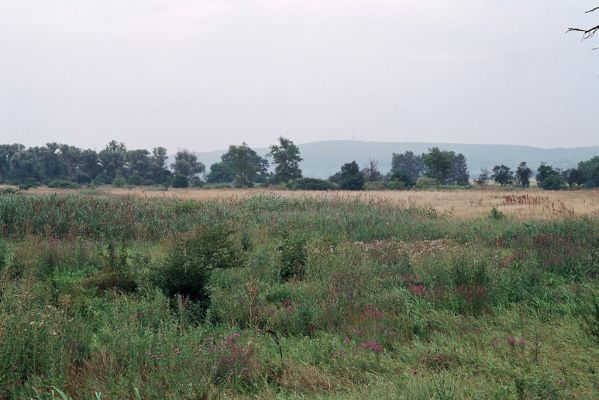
[1,139,598,190]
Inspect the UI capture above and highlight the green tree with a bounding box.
[449,153,469,185]
[536,163,559,188]
[563,168,585,188]
[423,147,453,184]
[491,165,514,187]
[219,143,269,187]
[577,156,599,187]
[515,162,532,188]
[390,151,423,184]
[268,137,302,183]
[334,161,365,190]
[150,147,170,184]
[98,141,127,183]
[206,162,233,184]
[171,150,205,179]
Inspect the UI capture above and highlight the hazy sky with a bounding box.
[1,0,598,152]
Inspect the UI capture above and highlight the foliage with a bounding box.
[268,137,303,183]
[515,162,532,188]
[47,179,80,189]
[277,233,307,281]
[153,224,245,315]
[288,178,336,190]
[171,150,205,179]
[332,161,365,190]
[491,165,514,186]
[415,177,438,189]
[0,193,597,398]
[171,174,189,188]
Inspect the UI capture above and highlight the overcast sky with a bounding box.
[1,0,598,152]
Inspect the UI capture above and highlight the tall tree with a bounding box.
[268,137,302,183]
[491,165,514,187]
[515,162,532,188]
[98,141,127,183]
[171,151,205,179]
[334,161,365,190]
[423,147,453,184]
[150,147,170,183]
[390,151,423,184]
[362,158,382,182]
[219,143,269,187]
[449,153,469,185]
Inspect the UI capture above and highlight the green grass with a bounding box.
[0,192,597,399]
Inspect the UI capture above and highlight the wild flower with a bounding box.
[409,284,427,296]
[358,340,383,353]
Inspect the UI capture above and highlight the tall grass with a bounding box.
[0,193,597,398]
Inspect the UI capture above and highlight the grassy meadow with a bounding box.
[0,190,598,399]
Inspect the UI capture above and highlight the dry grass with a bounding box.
[18,186,599,219]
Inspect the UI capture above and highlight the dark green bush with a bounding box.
[277,233,307,281]
[172,174,189,188]
[288,178,336,191]
[154,224,245,315]
[47,179,80,189]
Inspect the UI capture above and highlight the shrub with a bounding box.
[154,224,245,315]
[47,179,80,189]
[288,178,335,191]
[0,239,7,270]
[82,242,137,293]
[172,174,189,188]
[540,174,565,190]
[415,177,438,189]
[112,175,127,188]
[489,207,505,220]
[277,233,307,281]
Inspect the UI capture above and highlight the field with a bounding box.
[0,189,598,399]
[26,186,599,219]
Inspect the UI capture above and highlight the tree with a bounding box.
[150,147,170,184]
[475,168,490,186]
[268,137,303,183]
[206,162,233,184]
[577,156,599,187]
[568,6,599,45]
[334,161,365,190]
[515,162,532,188]
[536,163,559,188]
[0,144,24,182]
[563,168,585,188]
[423,147,453,184]
[98,141,127,183]
[219,143,269,187]
[449,153,469,185]
[77,149,100,184]
[362,158,382,182]
[491,165,514,187]
[171,150,205,179]
[389,151,423,186]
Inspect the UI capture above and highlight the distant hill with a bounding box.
[193,140,599,179]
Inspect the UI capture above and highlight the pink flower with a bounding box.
[358,341,383,353]
[507,336,517,346]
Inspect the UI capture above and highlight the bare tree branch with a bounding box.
[568,5,599,41]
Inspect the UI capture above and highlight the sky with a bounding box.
[1,0,598,152]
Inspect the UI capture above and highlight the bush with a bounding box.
[154,224,245,315]
[172,174,189,188]
[415,177,438,189]
[47,179,80,189]
[288,178,335,191]
[540,174,564,190]
[277,233,307,281]
[112,176,127,188]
